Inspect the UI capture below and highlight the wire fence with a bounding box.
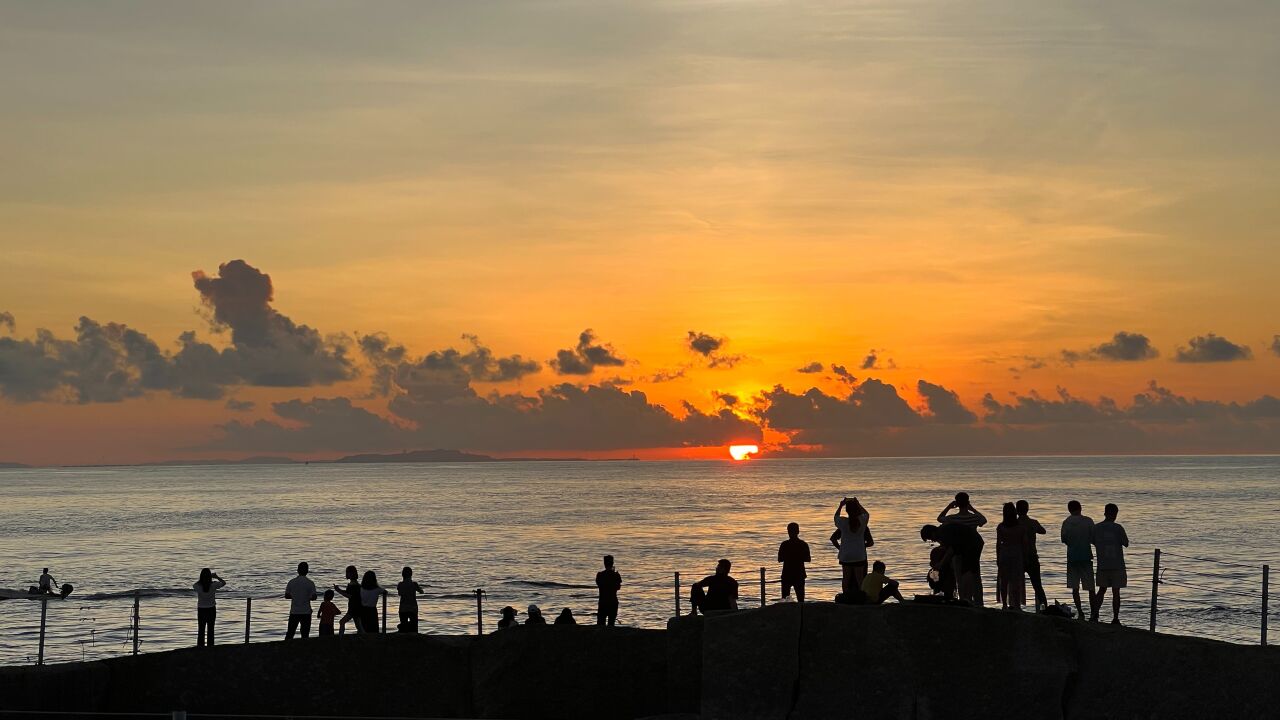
[6,549,1272,666]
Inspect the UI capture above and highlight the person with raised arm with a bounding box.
[1092,503,1130,624]
[397,566,425,633]
[937,492,987,605]
[193,568,226,647]
[1060,500,1096,620]
[1016,500,1049,611]
[833,497,871,595]
[284,561,317,639]
[334,565,364,633]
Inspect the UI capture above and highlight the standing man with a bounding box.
[834,497,870,595]
[938,492,987,606]
[1016,500,1049,612]
[1092,503,1130,624]
[285,561,317,639]
[1061,500,1096,620]
[778,522,812,602]
[596,555,622,627]
[689,559,738,615]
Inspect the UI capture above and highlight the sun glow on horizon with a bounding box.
[729,444,760,461]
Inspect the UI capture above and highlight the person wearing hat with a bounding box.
[497,605,519,630]
[526,604,547,625]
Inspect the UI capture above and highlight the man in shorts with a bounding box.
[777,523,811,602]
[1061,500,1096,620]
[1093,503,1130,624]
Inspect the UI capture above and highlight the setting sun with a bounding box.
[729,445,759,461]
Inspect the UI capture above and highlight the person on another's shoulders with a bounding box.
[833,497,871,595]
[1017,500,1049,611]
[860,561,905,604]
[397,566,425,633]
[596,555,622,627]
[1092,503,1130,624]
[778,522,812,602]
[285,561,318,639]
[689,559,738,615]
[317,590,341,636]
[1061,500,1096,620]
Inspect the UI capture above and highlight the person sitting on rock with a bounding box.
[860,561,905,604]
[526,604,547,625]
[554,607,577,625]
[497,606,519,630]
[689,559,738,615]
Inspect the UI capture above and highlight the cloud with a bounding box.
[0,312,14,334]
[360,332,540,400]
[860,350,879,370]
[713,390,739,407]
[550,329,625,375]
[1062,331,1159,364]
[648,367,688,383]
[753,378,924,445]
[214,383,762,453]
[1173,333,1252,363]
[225,398,255,411]
[831,365,857,384]
[797,362,824,374]
[191,260,355,386]
[685,330,744,369]
[917,380,977,424]
[982,388,1118,424]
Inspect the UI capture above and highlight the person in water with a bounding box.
[778,522,812,602]
[833,497,871,595]
[285,561,317,639]
[317,590,341,636]
[497,606,519,630]
[596,555,622,627]
[860,561,905,604]
[554,608,577,625]
[1016,500,1049,612]
[1092,503,1130,624]
[193,568,226,647]
[689,559,738,615]
[397,566,425,633]
[334,565,364,634]
[360,570,385,633]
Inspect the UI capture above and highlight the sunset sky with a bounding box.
[2,1,1278,465]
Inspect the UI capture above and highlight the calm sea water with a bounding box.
[0,456,1276,665]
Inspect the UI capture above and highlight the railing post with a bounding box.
[132,591,141,656]
[475,589,484,635]
[759,567,767,607]
[1149,549,1160,633]
[674,572,681,616]
[37,599,48,666]
[382,593,388,633]
[1262,564,1270,646]
[244,598,252,644]
[172,711,187,720]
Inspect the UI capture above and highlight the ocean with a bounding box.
[0,456,1275,665]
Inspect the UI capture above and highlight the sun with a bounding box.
[729,444,759,461]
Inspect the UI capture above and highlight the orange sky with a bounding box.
[1,2,1278,465]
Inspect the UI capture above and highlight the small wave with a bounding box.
[501,580,596,590]
[80,588,194,601]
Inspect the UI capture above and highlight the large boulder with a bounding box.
[699,603,802,720]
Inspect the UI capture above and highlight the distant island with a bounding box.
[33,449,589,469]
[0,462,31,469]
[333,449,495,463]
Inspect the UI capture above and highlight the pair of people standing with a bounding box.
[1062,501,1130,623]
[334,565,389,634]
[994,501,1050,611]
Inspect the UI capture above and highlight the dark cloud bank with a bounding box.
[4,265,1280,456]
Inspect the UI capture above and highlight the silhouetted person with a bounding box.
[317,589,340,636]
[193,568,225,647]
[921,523,982,605]
[1016,500,1049,611]
[996,503,1029,610]
[285,561,317,639]
[778,522,812,602]
[938,492,987,606]
[35,568,58,596]
[554,607,577,625]
[861,561,905,604]
[334,565,364,633]
[1092,503,1130,624]
[927,542,954,597]
[497,606,519,630]
[526,604,547,625]
[397,566,424,633]
[690,559,738,615]
[360,570,384,633]
[1061,501,1096,620]
[596,555,622,627]
[834,497,870,595]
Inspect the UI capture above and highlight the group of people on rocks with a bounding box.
[178,492,1129,645]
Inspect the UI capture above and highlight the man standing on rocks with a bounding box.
[596,555,622,627]
[1016,500,1049,612]
[778,522,811,602]
[1092,503,1130,624]
[1061,501,1096,620]
[285,561,317,639]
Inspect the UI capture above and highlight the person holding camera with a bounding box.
[833,497,871,595]
[193,568,226,647]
